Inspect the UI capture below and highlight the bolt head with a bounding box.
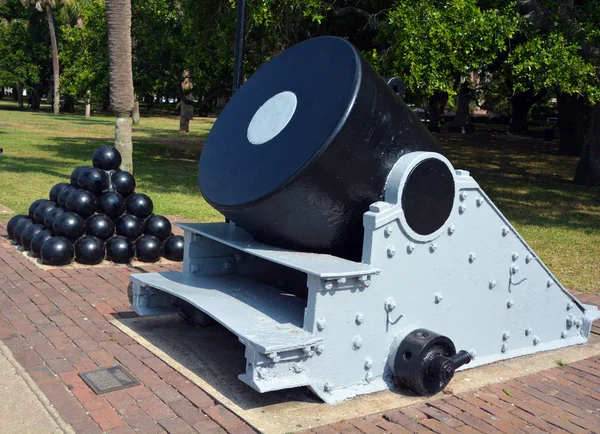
[434,293,443,304]
[384,297,396,312]
[507,299,514,308]
[469,253,476,263]
[292,362,303,373]
[525,327,532,336]
[503,331,510,341]
[567,302,573,311]
[352,335,363,350]
[365,372,373,383]
[364,357,373,370]
[502,227,509,237]
[533,336,540,345]
[511,264,519,275]
[561,330,568,339]
[324,282,333,291]
[316,318,326,331]
[337,277,346,284]
[324,381,333,392]
[469,349,476,359]
[315,343,324,355]
[512,252,520,261]
[224,262,233,270]
[364,279,371,287]
[566,316,574,328]
[459,204,467,214]
[547,280,554,288]
[501,343,508,353]
[384,226,393,237]
[525,254,533,264]
[476,197,484,207]
[429,243,437,253]
[460,191,468,201]
[448,225,456,235]
[355,312,364,325]
[387,245,396,258]
[489,279,497,289]
[257,367,268,379]
[406,243,415,254]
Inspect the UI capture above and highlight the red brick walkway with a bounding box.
[1,221,600,433]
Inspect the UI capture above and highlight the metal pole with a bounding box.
[232,0,247,95]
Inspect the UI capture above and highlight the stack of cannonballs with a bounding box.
[6,146,184,266]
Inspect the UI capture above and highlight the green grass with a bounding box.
[1,100,599,293]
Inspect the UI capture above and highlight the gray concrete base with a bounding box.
[111,314,600,434]
[0,341,74,434]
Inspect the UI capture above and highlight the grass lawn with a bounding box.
[1,100,599,294]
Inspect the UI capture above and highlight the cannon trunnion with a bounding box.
[130,37,599,403]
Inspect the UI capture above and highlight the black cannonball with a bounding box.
[28,199,46,219]
[74,235,105,265]
[65,189,97,218]
[77,167,108,194]
[126,193,153,220]
[40,236,74,266]
[43,207,65,229]
[115,214,143,240]
[20,223,45,251]
[49,183,70,202]
[162,235,184,262]
[106,236,135,264]
[92,145,122,171]
[111,170,136,197]
[31,229,53,258]
[70,166,90,186]
[7,214,28,239]
[53,212,85,241]
[57,185,77,207]
[98,191,125,220]
[143,215,171,241]
[85,214,115,241]
[13,218,34,245]
[33,200,57,224]
[135,235,162,262]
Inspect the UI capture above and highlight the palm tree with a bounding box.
[105,0,134,171]
[21,0,60,114]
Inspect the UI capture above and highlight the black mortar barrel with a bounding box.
[199,36,443,261]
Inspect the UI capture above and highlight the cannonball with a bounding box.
[28,199,46,219]
[106,236,135,264]
[33,200,57,224]
[57,185,77,207]
[143,215,171,241]
[98,191,125,220]
[49,183,70,202]
[53,212,85,241]
[13,218,34,245]
[43,207,65,229]
[92,145,122,171]
[85,214,115,241]
[135,235,162,262]
[70,166,90,186]
[7,214,28,239]
[77,167,108,194]
[40,236,74,266]
[30,229,53,258]
[65,189,97,218]
[126,193,153,220]
[115,214,143,240]
[74,235,105,265]
[162,235,184,261]
[111,170,136,197]
[20,223,45,251]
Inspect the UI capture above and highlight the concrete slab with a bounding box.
[0,341,73,434]
[111,314,600,434]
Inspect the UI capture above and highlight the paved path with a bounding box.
[1,220,600,433]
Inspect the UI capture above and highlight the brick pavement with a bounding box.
[1,220,600,433]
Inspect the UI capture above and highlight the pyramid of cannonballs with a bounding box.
[6,146,184,266]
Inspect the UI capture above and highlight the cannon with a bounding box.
[129,36,600,403]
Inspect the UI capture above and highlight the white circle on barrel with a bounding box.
[247,91,297,145]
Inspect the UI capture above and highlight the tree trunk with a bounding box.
[132,99,140,125]
[179,70,194,133]
[428,91,447,133]
[45,5,60,115]
[17,82,24,111]
[106,0,135,172]
[85,90,91,119]
[558,93,589,156]
[509,92,533,134]
[62,95,75,112]
[574,103,600,186]
[449,82,473,133]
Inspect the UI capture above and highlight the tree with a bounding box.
[377,0,518,131]
[105,0,134,172]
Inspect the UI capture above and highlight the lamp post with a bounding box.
[232,0,247,95]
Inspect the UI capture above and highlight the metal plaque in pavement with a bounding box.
[79,365,139,395]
